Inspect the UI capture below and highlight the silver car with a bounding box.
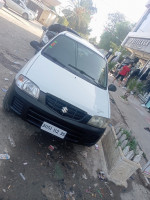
[5,0,36,20]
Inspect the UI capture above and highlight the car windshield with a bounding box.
[42,35,107,89]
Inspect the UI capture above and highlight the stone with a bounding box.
[135,145,140,155]
[126,150,134,160]
[121,140,128,149]
[115,127,122,134]
[119,134,127,143]
[138,150,143,156]
[133,154,142,163]
[123,146,130,156]
[102,127,141,187]
[117,130,123,139]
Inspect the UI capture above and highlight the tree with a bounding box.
[58,0,96,36]
[107,12,125,33]
[98,12,133,51]
[99,31,120,51]
[89,37,97,45]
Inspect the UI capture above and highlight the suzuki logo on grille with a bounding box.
[61,107,68,113]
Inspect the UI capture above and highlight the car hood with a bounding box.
[25,55,110,118]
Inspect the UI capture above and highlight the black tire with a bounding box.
[3,87,12,112]
[22,13,28,20]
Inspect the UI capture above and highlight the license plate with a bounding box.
[41,122,67,139]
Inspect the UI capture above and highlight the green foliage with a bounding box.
[127,137,137,154]
[120,129,138,153]
[98,12,133,51]
[127,78,144,94]
[122,129,131,140]
[136,82,145,94]
[127,79,137,91]
[61,0,96,36]
[99,31,119,51]
[120,95,128,101]
[108,62,116,71]
[115,22,133,41]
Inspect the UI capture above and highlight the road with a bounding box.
[109,75,150,162]
[0,7,150,200]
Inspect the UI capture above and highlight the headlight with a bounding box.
[16,74,40,99]
[87,116,109,128]
[42,34,49,44]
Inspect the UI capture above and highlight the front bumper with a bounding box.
[8,82,106,146]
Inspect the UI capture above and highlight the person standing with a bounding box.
[113,63,132,86]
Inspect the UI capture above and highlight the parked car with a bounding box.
[0,0,4,8]
[30,24,80,52]
[4,0,36,20]
[3,31,116,146]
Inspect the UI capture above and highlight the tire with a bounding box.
[22,13,28,20]
[3,87,12,112]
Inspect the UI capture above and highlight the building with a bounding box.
[27,0,61,26]
[42,0,60,7]
[122,0,150,102]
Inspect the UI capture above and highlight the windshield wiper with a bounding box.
[68,64,102,87]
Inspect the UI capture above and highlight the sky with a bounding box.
[58,0,148,40]
[90,0,148,40]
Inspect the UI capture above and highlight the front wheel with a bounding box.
[22,13,29,20]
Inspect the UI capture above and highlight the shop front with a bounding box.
[122,0,150,105]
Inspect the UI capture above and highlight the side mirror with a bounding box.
[108,84,117,92]
[30,41,41,51]
[42,26,47,31]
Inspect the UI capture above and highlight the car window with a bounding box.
[42,35,76,68]
[77,43,107,87]
[42,35,107,89]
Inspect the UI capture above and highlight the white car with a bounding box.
[5,0,36,20]
[0,0,4,8]
[3,31,116,146]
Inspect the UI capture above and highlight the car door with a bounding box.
[5,0,15,8]
[13,0,24,14]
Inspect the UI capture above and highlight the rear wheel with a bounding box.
[22,13,28,20]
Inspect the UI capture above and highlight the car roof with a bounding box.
[59,31,105,59]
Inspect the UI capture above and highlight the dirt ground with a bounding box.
[0,8,150,200]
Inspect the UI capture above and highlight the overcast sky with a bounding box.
[90,0,147,39]
[58,0,148,39]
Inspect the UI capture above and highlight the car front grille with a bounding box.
[10,96,99,145]
[46,94,87,121]
[26,108,99,145]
